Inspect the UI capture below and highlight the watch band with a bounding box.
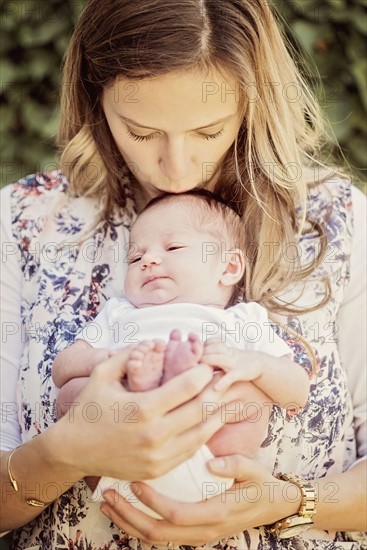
[278,473,318,519]
[268,473,318,539]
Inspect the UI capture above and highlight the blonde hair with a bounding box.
[57,0,332,320]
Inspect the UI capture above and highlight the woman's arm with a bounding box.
[0,185,23,452]
[337,185,367,462]
[2,348,253,531]
[0,428,83,532]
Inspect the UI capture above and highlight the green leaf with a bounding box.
[344,134,367,166]
[18,19,68,47]
[292,21,331,53]
[324,99,354,141]
[25,50,57,80]
[351,59,367,111]
[351,11,367,34]
[285,0,305,11]
[55,35,70,56]
[0,60,20,85]
[0,106,13,132]
[21,101,56,133]
[70,0,88,20]
[325,0,345,7]
[40,110,60,140]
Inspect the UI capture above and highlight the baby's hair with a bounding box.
[139,189,246,307]
[143,188,239,213]
[141,189,245,249]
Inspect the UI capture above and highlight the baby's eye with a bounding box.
[167,245,184,251]
[129,256,142,264]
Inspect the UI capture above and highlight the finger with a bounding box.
[129,457,267,527]
[200,356,232,373]
[95,353,214,414]
[214,370,245,391]
[171,411,226,461]
[141,364,214,415]
[202,342,228,354]
[149,412,228,473]
[200,354,230,367]
[204,337,223,345]
[131,483,221,527]
[157,375,244,441]
[207,454,265,482]
[100,502,144,539]
[101,494,217,546]
[93,347,133,385]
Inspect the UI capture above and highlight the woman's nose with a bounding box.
[159,139,193,181]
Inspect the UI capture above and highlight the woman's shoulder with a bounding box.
[306,175,352,218]
[3,169,68,204]
[304,176,365,247]
[2,169,69,221]
[2,169,94,249]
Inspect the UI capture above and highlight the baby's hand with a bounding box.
[200,339,241,387]
[201,340,263,392]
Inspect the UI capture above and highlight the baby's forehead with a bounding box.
[129,224,200,243]
[130,198,233,244]
[131,202,195,231]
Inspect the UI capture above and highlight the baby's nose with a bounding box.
[141,255,162,269]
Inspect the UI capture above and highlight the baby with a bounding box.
[53,189,310,517]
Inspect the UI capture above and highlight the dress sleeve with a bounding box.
[0,185,23,450]
[337,185,367,461]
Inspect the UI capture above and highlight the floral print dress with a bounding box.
[1,170,366,550]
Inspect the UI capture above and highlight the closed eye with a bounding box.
[128,256,142,264]
[200,129,224,140]
[127,130,157,142]
[127,129,224,142]
[167,245,185,251]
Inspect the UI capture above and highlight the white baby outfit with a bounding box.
[78,297,291,517]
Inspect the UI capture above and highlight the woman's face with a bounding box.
[101,67,242,198]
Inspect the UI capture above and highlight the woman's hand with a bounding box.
[98,454,300,546]
[54,351,249,483]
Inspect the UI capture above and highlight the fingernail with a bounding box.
[103,491,114,505]
[130,482,141,495]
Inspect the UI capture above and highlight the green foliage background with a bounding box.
[1,0,366,191]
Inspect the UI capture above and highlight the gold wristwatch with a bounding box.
[268,473,318,539]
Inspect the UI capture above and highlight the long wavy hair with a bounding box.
[57,0,333,318]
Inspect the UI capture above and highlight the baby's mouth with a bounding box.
[143,275,168,286]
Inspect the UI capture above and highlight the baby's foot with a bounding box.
[126,339,166,391]
[161,330,204,383]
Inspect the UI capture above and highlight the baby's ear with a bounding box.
[220,249,245,287]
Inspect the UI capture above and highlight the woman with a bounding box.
[1,0,366,548]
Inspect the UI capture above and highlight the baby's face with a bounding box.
[124,202,234,308]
